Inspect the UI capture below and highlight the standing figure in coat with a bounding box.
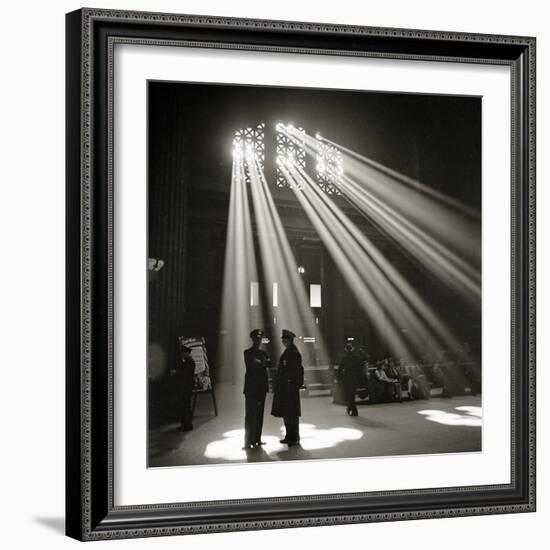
[173,344,196,431]
[271,329,304,446]
[243,329,271,449]
[338,340,364,416]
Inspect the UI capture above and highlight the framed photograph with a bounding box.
[66,8,536,541]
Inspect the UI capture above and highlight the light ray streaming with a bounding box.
[338,173,481,304]
[316,134,481,266]
[246,150,329,365]
[277,161,413,358]
[282,125,481,308]
[278,146,468,359]
[219,156,263,381]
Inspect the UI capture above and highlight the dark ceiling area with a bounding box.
[149,81,481,208]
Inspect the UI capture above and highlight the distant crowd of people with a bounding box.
[334,341,481,414]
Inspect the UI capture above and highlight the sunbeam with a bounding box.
[219,155,264,381]
[281,126,481,307]
[246,148,329,365]
[275,127,472,360]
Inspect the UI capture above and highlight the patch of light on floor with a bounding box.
[454,406,482,417]
[417,406,482,427]
[204,424,363,459]
[222,429,245,438]
[298,424,363,450]
[205,429,285,460]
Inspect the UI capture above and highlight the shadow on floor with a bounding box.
[243,447,275,462]
[149,416,217,461]
[273,444,314,461]
[349,415,393,429]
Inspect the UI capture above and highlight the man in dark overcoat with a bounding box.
[338,340,364,416]
[173,344,196,431]
[243,329,271,449]
[271,329,304,446]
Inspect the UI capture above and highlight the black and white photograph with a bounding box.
[147,81,482,468]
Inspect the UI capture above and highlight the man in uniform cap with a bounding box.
[337,339,364,416]
[243,329,271,449]
[271,329,304,445]
[172,342,196,431]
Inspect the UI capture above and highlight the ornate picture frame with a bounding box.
[66,8,536,541]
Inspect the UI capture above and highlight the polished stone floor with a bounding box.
[148,382,482,468]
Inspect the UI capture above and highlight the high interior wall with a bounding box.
[148,82,482,391]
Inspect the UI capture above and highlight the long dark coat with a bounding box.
[243,346,270,397]
[174,356,196,398]
[338,349,364,395]
[338,350,365,406]
[271,343,304,418]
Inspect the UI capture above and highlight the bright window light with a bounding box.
[316,140,343,195]
[276,123,306,187]
[233,123,265,183]
[310,284,322,308]
[250,281,259,306]
[272,282,279,307]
